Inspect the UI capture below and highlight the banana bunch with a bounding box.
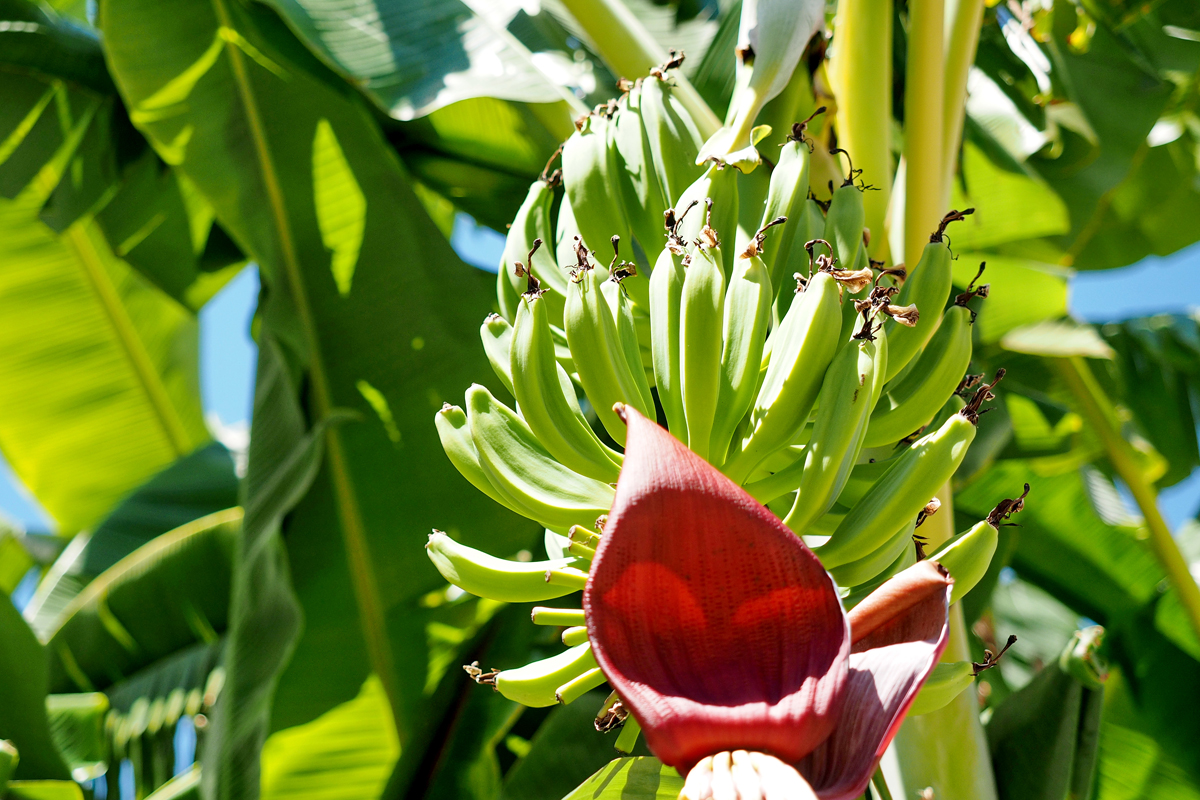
[427,54,1023,745]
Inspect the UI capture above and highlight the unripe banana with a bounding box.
[826,515,915,587]
[863,304,974,448]
[723,270,843,483]
[640,71,705,208]
[883,209,973,382]
[815,371,1004,567]
[435,404,527,517]
[556,189,583,269]
[563,109,630,260]
[532,607,586,626]
[775,199,827,319]
[610,267,657,407]
[500,181,565,325]
[680,222,727,460]
[556,666,606,704]
[757,116,818,289]
[561,626,590,647]
[822,165,866,270]
[512,289,623,482]
[710,226,778,464]
[783,329,888,534]
[930,484,1028,604]
[466,384,614,531]
[650,208,700,442]
[908,661,976,716]
[613,85,670,270]
[488,643,599,707]
[564,247,654,446]
[425,531,584,603]
[481,314,515,396]
[842,538,918,608]
[675,162,740,266]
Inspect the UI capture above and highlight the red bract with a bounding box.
[584,407,952,800]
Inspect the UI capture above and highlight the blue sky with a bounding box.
[2,219,1198,534]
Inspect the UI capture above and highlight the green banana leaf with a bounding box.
[43,508,239,693]
[499,689,631,800]
[1100,315,1200,488]
[0,595,69,780]
[257,0,589,119]
[0,521,33,594]
[560,758,682,800]
[259,675,397,800]
[0,21,212,532]
[968,1,1200,271]
[45,693,107,781]
[24,443,238,638]
[98,1,540,796]
[143,767,201,800]
[0,0,245,309]
[986,630,1106,800]
[4,781,84,800]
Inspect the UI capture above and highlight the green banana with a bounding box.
[757,113,819,290]
[842,538,919,608]
[863,304,974,448]
[546,565,590,591]
[816,371,1004,567]
[680,218,727,460]
[563,108,630,260]
[499,180,565,325]
[481,314,515,396]
[723,269,843,483]
[613,274,656,391]
[674,162,740,266]
[557,666,606,704]
[532,607,586,626]
[640,68,705,209]
[822,156,866,270]
[564,242,654,445]
[908,661,977,717]
[826,515,915,587]
[613,84,670,272]
[435,404,528,518]
[649,207,697,442]
[511,284,623,482]
[930,484,1028,604]
[556,188,583,269]
[560,626,590,647]
[774,199,828,320]
[834,452,906,508]
[883,209,973,382]
[471,643,599,708]
[425,531,584,603]
[710,223,779,464]
[783,328,888,534]
[466,384,614,531]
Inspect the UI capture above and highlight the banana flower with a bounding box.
[585,406,952,799]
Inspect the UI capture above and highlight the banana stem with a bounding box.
[830,0,893,262]
[887,483,1000,800]
[902,0,946,270]
[939,0,986,208]
[556,0,722,137]
[1058,357,1200,643]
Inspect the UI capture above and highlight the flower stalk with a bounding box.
[903,0,946,270]
[829,0,893,261]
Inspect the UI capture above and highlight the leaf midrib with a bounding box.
[207,0,404,743]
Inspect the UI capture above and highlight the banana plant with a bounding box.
[0,1,1199,800]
